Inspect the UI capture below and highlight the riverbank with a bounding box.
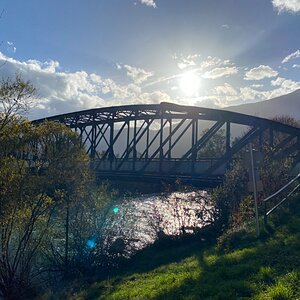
[47,194,300,300]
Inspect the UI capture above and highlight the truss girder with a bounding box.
[205,127,262,175]
[32,102,300,183]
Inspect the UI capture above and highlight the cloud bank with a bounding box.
[272,0,300,13]
[139,0,156,8]
[0,52,168,120]
[0,51,299,120]
[282,50,300,63]
[202,66,238,79]
[244,65,278,80]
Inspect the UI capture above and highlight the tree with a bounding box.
[197,129,226,159]
[0,75,35,134]
[248,115,300,195]
[211,115,300,232]
[0,117,96,299]
[0,76,106,298]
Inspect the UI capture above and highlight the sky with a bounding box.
[0,0,300,119]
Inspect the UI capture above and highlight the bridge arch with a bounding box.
[33,102,300,186]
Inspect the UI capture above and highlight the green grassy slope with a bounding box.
[64,197,300,300]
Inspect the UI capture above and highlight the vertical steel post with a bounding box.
[133,118,137,171]
[109,119,114,171]
[226,122,231,155]
[191,119,197,175]
[250,143,260,236]
[146,120,149,159]
[126,121,130,159]
[159,116,164,172]
[168,118,172,160]
[91,124,96,159]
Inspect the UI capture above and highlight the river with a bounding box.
[96,190,214,257]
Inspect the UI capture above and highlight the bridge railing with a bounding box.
[90,158,227,177]
[263,172,300,225]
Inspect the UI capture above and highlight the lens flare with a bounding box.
[86,239,96,249]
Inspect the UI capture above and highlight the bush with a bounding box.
[216,227,248,253]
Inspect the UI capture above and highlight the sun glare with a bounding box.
[179,72,201,96]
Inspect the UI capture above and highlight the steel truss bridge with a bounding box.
[34,102,300,187]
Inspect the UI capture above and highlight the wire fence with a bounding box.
[263,172,300,225]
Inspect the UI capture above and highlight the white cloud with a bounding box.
[139,0,157,8]
[282,50,300,63]
[173,54,199,70]
[199,56,233,70]
[172,54,233,71]
[240,87,264,101]
[244,65,278,80]
[267,78,300,99]
[6,41,16,53]
[2,51,298,120]
[221,24,230,29]
[172,53,200,70]
[207,77,300,106]
[90,73,102,83]
[293,64,300,68]
[0,52,167,119]
[138,91,171,104]
[122,64,154,84]
[271,77,285,86]
[210,83,239,106]
[271,76,300,90]
[214,83,238,96]
[240,77,300,101]
[147,55,236,89]
[202,66,238,79]
[272,0,300,13]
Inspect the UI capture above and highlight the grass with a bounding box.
[51,197,300,300]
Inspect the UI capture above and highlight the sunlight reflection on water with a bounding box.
[98,190,214,257]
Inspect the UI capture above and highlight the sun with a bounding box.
[179,72,201,96]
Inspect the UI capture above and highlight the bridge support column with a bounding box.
[126,121,130,159]
[226,122,231,155]
[191,119,198,176]
[159,116,164,173]
[133,119,137,171]
[168,118,172,160]
[91,123,96,159]
[109,119,115,170]
[225,122,231,168]
[146,120,150,159]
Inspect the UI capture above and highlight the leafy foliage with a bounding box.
[0,76,111,299]
[211,115,300,232]
[0,74,35,132]
[197,129,226,159]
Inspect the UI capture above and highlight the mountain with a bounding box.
[226,89,300,121]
